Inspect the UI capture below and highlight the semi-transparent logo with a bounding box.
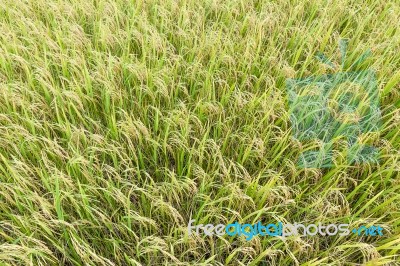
[286,40,381,168]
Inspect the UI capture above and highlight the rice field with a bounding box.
[0,0,399,265]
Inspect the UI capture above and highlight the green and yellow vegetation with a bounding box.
[0,0,399,265]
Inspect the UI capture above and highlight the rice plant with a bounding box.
[0,0,399,265]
